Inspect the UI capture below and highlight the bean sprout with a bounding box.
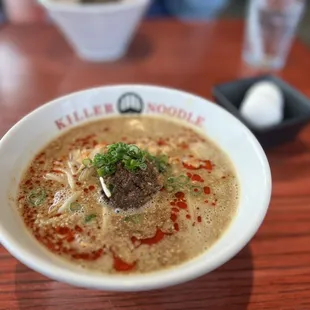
[58,191,82,213]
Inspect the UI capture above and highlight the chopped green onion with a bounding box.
[27,188,46,207]
[93,142,168,176]
[124,214,141,224]
[158,154,168,164]
[190,185,203,196]
[139,162,147,170]
[82,158,92,168]
[165,184,177,193]
[165,165,173,175]
[176,175,190,185]
[70,202,82,212]
[85,214,96,223]
[108,183,115,193]
[148,153,169,173]
[97,165,116,177]
[128,145,140,157]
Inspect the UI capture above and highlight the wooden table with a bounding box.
[0,19,310,310]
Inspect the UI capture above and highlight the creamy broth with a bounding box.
[18,116,239,274]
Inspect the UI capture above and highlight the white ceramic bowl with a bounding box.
[0,85,271,291]
[38,0,151,62]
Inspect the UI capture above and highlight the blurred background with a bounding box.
[0,0,308,46]
[0,0,309,137]
[147,0,310,47]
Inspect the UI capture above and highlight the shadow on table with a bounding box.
[269,139,310,157]
[267,139,310,182]
[56,32,154,95]
[124,33,153,61]
[14,245,253,310]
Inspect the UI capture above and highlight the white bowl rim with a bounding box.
[0,84,272,291]
[37,0,151,13]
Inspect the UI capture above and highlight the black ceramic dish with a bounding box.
[213,75,310,149]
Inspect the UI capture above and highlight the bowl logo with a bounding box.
[117,92,144,114]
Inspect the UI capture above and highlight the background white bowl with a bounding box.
[38,0,151,62]
[0,85,271,291]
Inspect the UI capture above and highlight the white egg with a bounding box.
[240,81,284,129]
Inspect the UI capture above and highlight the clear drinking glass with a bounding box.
[243,0,305,70]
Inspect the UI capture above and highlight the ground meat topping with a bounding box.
[102,160,163,211]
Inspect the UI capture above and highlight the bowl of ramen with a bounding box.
[0,85,271,291]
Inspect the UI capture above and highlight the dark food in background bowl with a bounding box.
[213,75,310,148]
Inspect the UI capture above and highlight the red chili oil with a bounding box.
[203,186,211,194]
[183,160,213,171]
[131,229,169,246]
[157,139,167,146]
[75,225,83,233]
[176,201,187,209]
[175,192,185,200]
[170,213,177,222]
[113,255,136,272]
[192,174,204,182]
